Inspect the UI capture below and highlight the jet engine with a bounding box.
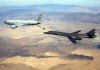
[74,37,82,40]
[10,25,17,29]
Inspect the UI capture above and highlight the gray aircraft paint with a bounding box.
[44,29,96,44]
[4,13,44,29]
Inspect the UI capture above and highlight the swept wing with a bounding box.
[72,30,81,34]
[67,36,77,44]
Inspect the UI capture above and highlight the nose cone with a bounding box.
[44,31,50,34]
[44,31,52,34]
[44,32,49,34]
[4,21,6,23]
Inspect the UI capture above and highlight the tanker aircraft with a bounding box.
[4,13,45,30]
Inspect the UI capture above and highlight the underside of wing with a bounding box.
[72,30,81,34]
[67,36,77,44]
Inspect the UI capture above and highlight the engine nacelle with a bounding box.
[10,25,17,29]
[74,38,82,40]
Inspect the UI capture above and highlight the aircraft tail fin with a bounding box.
[86,29,97,38]
[36,13,44,23]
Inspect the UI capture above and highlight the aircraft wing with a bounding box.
[72,30,81,34]
[67,36,77,44]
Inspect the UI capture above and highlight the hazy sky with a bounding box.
[0,0,100,7]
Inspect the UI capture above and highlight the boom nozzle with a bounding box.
[37,25,45,30]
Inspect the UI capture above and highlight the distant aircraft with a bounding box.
[44,29,97,44]
[4,13,45,30]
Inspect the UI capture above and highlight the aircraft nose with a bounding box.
[44,31,51,34]
[4,21,6,23]
[44,32,47,34]
[44,32,49,34]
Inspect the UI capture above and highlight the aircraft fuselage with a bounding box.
[4,20,39,25]
[44,31,95,38]
[4,13,44,29]
[44,30,96,44]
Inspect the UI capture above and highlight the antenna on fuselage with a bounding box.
[37,25,45,30]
